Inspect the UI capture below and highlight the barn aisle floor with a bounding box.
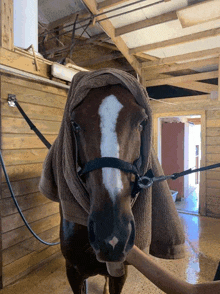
[1,213,220,294]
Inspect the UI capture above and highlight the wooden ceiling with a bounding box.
[38,0,220,98]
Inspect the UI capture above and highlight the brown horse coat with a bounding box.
[39,68,185,259]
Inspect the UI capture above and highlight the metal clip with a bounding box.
[8,94,17,107]
[137,174,175,189]
[138,176,153,189]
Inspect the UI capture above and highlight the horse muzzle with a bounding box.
[88,214,135,263]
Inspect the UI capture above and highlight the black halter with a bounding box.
[71,120,146,198]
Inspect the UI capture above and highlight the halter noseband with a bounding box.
[78,157,144,198]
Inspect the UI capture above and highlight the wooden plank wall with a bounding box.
[0,73,68,287]
[151,94,220,218]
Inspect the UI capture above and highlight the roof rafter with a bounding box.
[143,57,219,76]
[142,47,220,68]
[97,0,129,10]
[144,72,217,93]
[82,0,142,76]
[47,10,89,31]
[130,27,220,54]
[144,71,218,87]
[77,51,123,67]
[115,11,178,37]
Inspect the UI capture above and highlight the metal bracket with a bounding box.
[8,94,17,107]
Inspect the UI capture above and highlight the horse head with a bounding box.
[72,84,148,263]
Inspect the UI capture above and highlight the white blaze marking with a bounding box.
[108,236,119,249]
[98,94,124,202]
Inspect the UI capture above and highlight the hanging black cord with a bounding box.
[7,95,51,149]
[0,150,59,246]
[2,95,59,246]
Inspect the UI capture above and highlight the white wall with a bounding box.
[184,122,201,197]
[14,0,38,51]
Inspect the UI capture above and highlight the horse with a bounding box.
[60,84,148,294]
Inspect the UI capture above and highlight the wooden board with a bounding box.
[1,82,67,108]
[207,153,220,162]
[2,117,61,134]
[1,134,57,150]
[3,245,60,287]
[207,179,220,190]
[2,149,48,166]
[0,73,67,287]
[0,254,66,293]
[0,0,13,50]
[2,75,68,97]
[2,202,59,233]
[3,226,59,266]
[1,100,63,122]
[1,163,44,182]
[2,214,60,249]
[207,170,220,180]
[1,192,51,217]
[207,146,220,154]
[0,48,50,79]
[206,205,220,218]
[2,177,42,198]
[207,128,220,137]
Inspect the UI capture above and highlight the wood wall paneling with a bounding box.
[0,73,68,287]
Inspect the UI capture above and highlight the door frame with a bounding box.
[153,110,206,216]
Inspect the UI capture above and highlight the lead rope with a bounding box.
[0,95,59,246]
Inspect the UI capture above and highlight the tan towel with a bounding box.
[39,68,185,259]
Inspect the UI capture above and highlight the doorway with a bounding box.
[158,115,201,214]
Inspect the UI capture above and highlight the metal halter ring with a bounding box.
[137,176,153,189]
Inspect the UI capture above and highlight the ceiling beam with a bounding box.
[142,47,220,68]
[115,11,178,37]
[115,0,216,37]
[144,57,219,76]
[77,51,123,67]
[130,27,220,54]
[97,0,129,10]
[82,0,142,76]
[98,0,171,10]
[135,52,158,61]
[177,0,220,28]
[173,81,218,93]
[144,72,217,93]
[43,33,109,55]
[144,71,218,87]
[47,10,90,31]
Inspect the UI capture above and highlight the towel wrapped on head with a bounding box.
[39,68,185,259]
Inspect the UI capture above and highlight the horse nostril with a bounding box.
[88,220,96,243]
[125,220,135,252]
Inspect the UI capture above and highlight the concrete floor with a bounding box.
[1,213,220,294]
[175,185,199,214]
